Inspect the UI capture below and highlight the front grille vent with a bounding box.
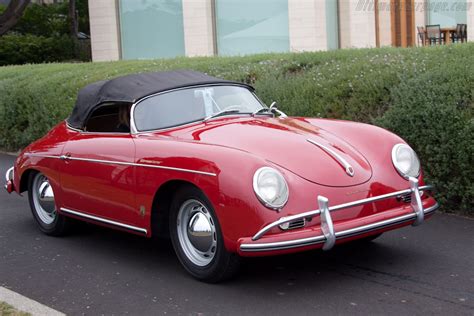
[279,218,306,231]
[397,193,412,203]
[397,191,423,203]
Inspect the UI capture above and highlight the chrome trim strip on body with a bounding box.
[307,139,355,177]
[25,153,216,177]
[26,153,62,160]
[240,203,439,252]
[65,121,83,132]
[252,182,434,241]
[60,207,148,235]
[63,156,217,177]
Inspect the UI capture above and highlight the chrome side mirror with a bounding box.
[269,101,287,118]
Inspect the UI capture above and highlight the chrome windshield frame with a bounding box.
[130,83,264,135]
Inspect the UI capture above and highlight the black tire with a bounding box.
[169,185,240,283]
[27,172,70,236]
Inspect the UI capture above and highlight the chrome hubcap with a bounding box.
[32,174,56,224]
[177,199,217,266]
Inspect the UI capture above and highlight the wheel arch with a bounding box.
[19,168,39,193]
[150,179,202,238]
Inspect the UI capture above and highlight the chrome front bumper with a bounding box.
[240,177,437,253]
[4,166,14,193]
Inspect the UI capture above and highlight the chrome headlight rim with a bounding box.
[253,167,289,210]
[391,143,421,180]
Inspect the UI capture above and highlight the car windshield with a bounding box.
[133,85,264,131]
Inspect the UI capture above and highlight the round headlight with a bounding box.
[391,143,420,179]
[253,167,289,210]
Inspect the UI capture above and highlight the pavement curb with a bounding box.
[0,151,19,157]
[0,287,65,316]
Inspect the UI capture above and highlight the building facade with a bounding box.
[89,0,474,62]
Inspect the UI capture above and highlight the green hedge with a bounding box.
[0,44,472,214]
[376,62,473,212]
[0,34,75,66]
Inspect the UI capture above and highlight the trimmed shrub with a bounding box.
[377,62,473,213]
[0,44,472,214]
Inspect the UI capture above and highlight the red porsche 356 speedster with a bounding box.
[5,70,438,282]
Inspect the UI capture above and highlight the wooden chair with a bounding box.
[425,25,443,45]
[461,24,468,42]
[452,24,465,43]
[417,26,427,46]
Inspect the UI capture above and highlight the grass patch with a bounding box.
[0,44,472,214]
[0,302,30,316]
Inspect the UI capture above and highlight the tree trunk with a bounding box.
[69,0,78,37]
[68,0,80,58]
[0,0,31,36]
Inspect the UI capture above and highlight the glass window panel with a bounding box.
[216,0,289,56]
[119,0,185,60]
[134,86,264,131]
[326,0,339,50]
[428,0,467,27]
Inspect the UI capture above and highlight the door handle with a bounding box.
[60,153,71,161]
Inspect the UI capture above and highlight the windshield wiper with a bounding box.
[203,109,241,122]
[252,102,288,118]
[252,107,272,116]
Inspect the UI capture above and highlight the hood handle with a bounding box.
[307,139,355,177]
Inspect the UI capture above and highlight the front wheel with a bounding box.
[169,185,240,283]
[28,172,69,236]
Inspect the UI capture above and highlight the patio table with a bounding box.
[424,27,457,45]
[441,27,457,44]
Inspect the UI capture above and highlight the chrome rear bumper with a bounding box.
[240,177,437,253]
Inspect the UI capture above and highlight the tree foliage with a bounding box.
[0,0,90,64]
[0,0,31,36]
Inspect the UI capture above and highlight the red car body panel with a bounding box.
[60,133,137,225]
[166,117,373,187]
[11,116,437,256]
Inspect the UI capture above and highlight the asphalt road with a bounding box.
[1,154,473,316]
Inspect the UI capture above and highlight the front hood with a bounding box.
[169,117,373,187]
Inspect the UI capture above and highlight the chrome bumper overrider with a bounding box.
[4,166,14,193]
[240,177,437,253]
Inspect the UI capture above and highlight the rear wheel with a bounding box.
[169,185,240,283]
[28,172,69,236]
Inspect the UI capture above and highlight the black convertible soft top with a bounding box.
[67,70,253,129]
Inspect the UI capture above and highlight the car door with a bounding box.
[59,104,142,233]
[59,133,140,228]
